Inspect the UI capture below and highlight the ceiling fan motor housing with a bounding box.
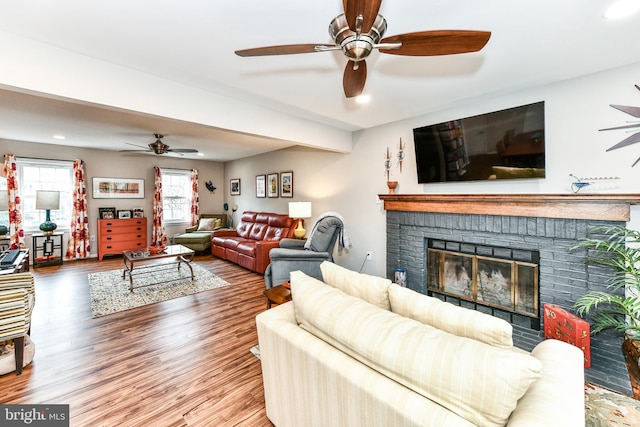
[329,13,387,61]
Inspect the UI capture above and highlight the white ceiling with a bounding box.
[0,0,639,161]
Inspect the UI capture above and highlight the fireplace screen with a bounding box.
[427,240,539,317]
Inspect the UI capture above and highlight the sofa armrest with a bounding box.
[185,225,198,233]
[279,238,306,249]
[211,229,239,238]
[255,240,283,273]
[507,339,585,427]
[269,247,331,261]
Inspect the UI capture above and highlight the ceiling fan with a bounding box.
[235,0,491,98]
[119,134,198,156]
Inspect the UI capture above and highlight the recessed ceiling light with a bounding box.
[355,94,371,104]
[52,135,65,140]
[197,153,204,157]
[603,0,640,20]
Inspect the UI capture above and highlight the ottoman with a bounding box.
[174,232,212,252]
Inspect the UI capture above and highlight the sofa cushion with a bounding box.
[389,284,513,349]
[248,222,268,240]
[319,261,391,310]
[236,221,254,238]
[197,217,219,231]
[290,271,542,427]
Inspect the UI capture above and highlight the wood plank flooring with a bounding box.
[0,255,274,427]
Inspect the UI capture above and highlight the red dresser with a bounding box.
[98,218,147,260]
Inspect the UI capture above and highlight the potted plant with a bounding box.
[572,225,640,399]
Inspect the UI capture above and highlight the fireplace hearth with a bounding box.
[380,193,640,396]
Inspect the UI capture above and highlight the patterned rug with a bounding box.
[250,346,640,424]
[89,263,229,317]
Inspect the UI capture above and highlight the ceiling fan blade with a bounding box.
[343,0,382,33]
[606,131,640,151]
[611,104,640,118]
[235,44,333,57]
[119,149,152,153]
[168,149,199,153]
[379,30,491,56]
[343,60,367,98]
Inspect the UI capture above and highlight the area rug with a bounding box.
[89,263,229,318]
[249,345,639,424]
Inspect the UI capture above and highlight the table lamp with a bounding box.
[0,191,8,236]
[288,201,312,239]
[36,190,60,235]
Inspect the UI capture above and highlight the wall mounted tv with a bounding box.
[413,101,545,183]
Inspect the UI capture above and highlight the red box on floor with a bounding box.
[543,304,591,368]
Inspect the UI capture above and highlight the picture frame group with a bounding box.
[256,171,293,198]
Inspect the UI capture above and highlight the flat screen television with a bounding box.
[413,101,545,183]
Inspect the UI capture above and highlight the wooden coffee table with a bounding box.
[122,244,195,291]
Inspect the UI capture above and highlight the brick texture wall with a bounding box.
[386,210,630,394]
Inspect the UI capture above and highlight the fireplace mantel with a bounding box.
[378,194,640,221]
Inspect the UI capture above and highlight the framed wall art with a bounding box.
[267,173,279,198]
[230,178,241,196]
[280,171,293,198]
[256,175,266,198]
[93,177,144,199]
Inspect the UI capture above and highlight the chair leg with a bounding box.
[14,336,24,375]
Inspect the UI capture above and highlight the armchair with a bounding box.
[174,213,227,252]
[0,272,35,375]
[264,215,345,289]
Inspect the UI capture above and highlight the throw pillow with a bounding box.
[319,261,391,310]
[389,284,513,348]
[291,272,542,427]
[197,218,217,231]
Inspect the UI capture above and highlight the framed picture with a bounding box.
[93,177,144,199]
[280,171,293,198]
[132,208,144,218]
[230,178,241,196]
[267,173,279,198]
[99,207,116,220]
[256,175,266,198]
[117,210,132,219]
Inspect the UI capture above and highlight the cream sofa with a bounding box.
[256,262,585,427]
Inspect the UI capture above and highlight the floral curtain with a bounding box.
[1,154,25,249]
[190,169,199,226]
[152,166,167,246]
[65,159,90,259]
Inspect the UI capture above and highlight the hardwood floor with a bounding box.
[0,255,274,426]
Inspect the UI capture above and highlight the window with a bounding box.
[161,168,191,224]
[18,158,74,232]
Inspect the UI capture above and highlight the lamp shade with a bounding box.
[288,202,312,219]
[35,190,60,210]
[0,191,8,211]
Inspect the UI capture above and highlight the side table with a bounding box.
[263,281,291,309]
[32,232,64,268]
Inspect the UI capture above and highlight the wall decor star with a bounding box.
[599,84,640,166]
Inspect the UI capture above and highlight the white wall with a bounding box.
[225,61,640,277]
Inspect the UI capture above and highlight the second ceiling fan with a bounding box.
[235,0,491,98]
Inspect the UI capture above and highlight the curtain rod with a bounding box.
[5,155,74,163]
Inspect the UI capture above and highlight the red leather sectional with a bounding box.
[211,211,296,274]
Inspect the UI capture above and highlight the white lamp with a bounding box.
[288,202,312,239]
[35,190,60,235]
[0,191,8,236]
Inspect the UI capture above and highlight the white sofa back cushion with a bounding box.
[291,271,542,427]
[389,284,513,348]
[320,261,391,310]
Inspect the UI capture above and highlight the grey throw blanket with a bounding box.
[304,212,352,253]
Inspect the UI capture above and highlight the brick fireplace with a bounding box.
[380,193,640,395]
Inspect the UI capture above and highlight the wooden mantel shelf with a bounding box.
[378,194,640,222]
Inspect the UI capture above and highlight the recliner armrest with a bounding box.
[269,247,331,261]
[279,238,306,249]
